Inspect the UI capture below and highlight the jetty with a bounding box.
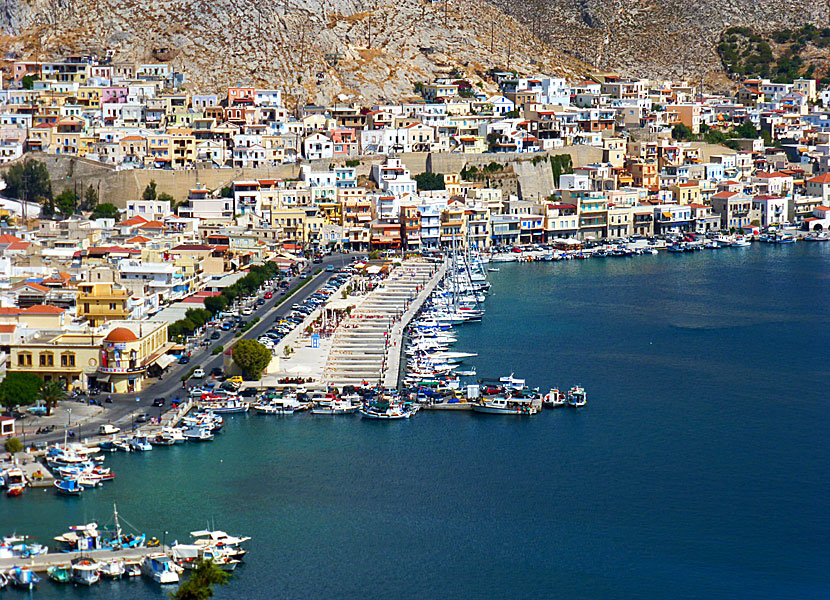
[0,546,171,573]
[323,258,446,389]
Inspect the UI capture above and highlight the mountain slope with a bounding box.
[490,0,830,88]
[0,0,591,103]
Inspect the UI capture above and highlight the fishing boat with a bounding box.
[2,467,27,496]
[46,564,71,583]
[141,553,181,584]
[71,558,101,586]
[311,398,360,415]
[455,368,477,376]
[6,566,41,590]
[99,559,126,579]
[487,267,500,272]
[53,506,146,552]
[124,561,142,577]
[54,478,83,496]
[731,237,751,247]
[472,396,538,415]
[567,385,587,407]
[200,398,249,414]
[0,571,7,589]
[543,388,566,408]
[359,403,416,420]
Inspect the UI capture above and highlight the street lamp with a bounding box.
[163,530,168,550]
[67,407,72,428]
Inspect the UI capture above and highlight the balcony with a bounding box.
[98,364,145,375]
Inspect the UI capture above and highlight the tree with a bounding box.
[734,120,759,139]
[232,340,272,380]
[219,186,233,198]
[158,192,175,205]
[550,154,573,187]
[672,123,694,141]
[21,75,36,90]
[413,172,445,191]
[169,559,229,600]
[0,372,42,408]
[92,203,120,219]
[81,185,98,211]
[142,180,158,201]
[2,158,52,203]
[55,189,77,218]
[4,437,23,455]
[39,380,67,416]
[203,295,229,315]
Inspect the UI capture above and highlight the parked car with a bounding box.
[179,355,191,365]
[264,292,273,299]
[152,398,166,407]
[210,367,223,378]
[192,368,206,378]
[135,413,151,423]
[211,331,221,340]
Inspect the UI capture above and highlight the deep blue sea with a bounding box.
[3,243,829,599]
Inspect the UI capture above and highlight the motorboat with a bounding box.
[46,564,72,583]
[567,385,587,407]
[54,478,83,496]
[2,467,27,496]
[124,561,142,577]
[99,559,126,579]
[182,424,214,442]
[71,558,101,585]
[544,388,566,408]
[141,553,181,584]
[472,396,538,415]
[200,398,249,414]
[0,536,48,559]
[5,566,41,590]
[499,373,526,390]
[129,435,153,452]
[311,398,360,415]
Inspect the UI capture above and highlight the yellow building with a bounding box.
[77,282,131,327]
[6,321,170,392]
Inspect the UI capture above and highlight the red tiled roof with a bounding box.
[807,173,830,184]
[118,216,148,226]
[0,324,17,333]
[0,234,22,243]
[139,220,165,229]
[20,304,65,314]
[126,235,151,243]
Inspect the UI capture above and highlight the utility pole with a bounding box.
[490,20,494,54]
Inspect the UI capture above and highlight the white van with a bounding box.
[98,424,121,435]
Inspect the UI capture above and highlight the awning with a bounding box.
[96,375,111,383]
[366,265,382,275]
[662,212,673,219]
[152,354,177,369]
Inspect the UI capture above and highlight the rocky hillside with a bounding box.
[491,0,830,90]
[0,0,590,104]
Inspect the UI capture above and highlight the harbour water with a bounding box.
[3,243,829,599]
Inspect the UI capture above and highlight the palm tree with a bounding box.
[40,380,67,416]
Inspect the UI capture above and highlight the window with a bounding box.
[61,353,76,367]
[18,353,32,367]
[110,303,117,311]
[40,353,54,367]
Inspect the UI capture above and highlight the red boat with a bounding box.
[6,484,25,497]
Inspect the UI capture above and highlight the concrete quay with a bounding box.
[323,259,446,389]
[0,546,172,573]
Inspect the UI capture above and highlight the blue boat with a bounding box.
[7,566,42,590]
[54,478,83,496]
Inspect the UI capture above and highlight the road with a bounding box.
[23,253,359,445]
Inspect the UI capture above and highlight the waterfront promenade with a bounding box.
[323,259,446,389]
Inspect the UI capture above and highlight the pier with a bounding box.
[0,546,171,573]
[323,258,446,389]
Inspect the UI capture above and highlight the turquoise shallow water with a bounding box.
[3,243,830,599]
